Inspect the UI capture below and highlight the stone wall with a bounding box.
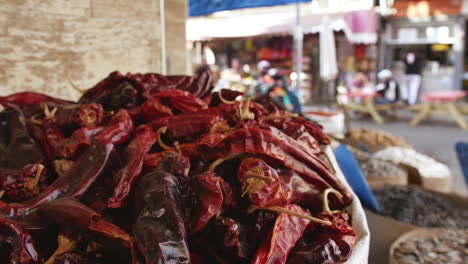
[0,0,187,100]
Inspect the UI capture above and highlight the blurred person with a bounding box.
[349,72,373,95]
[250,60,273,97]
[401,52,423,105]
[375,69,400,104]
[287,72,304,115]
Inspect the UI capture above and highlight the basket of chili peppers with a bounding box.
[0,68,369,263]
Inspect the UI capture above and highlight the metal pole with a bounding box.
[294,2,303,90]
[160,0,167,74]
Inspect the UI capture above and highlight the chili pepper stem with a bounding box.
[83,109,97,126]
[230,99,255,131]
[0,190,4,199]
[262,113,299,122]
[156,126,171,150]
[209,121,235,133]
[41,103,58,120]
[25,164,44,191]
[45,235,76,264]
[208,153,245,172]
[241,168,275,197]
[322,188,344,215]
[248,205,332,226]
[218,92,236,104]
[30,113,43,125]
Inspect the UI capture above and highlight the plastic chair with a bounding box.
[334,144,381,213]
[455,141,468,187]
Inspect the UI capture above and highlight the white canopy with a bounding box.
[187,3,377,44]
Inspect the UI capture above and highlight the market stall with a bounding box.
[0,69,372,263]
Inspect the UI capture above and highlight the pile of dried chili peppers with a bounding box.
[0,68,356,264]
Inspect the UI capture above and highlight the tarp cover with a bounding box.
[189,0,311,16]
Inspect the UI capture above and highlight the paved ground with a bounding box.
[349,110,468,196]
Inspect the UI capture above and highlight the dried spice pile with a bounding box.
[374,186,468,229]
[0,69,356,264]
[353,149,407,179]
[393,229,468,264]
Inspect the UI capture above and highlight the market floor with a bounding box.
[348,110,468,196]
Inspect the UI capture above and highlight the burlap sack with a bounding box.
[325,147,370,263]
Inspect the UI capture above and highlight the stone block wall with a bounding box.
[0,0,187,100]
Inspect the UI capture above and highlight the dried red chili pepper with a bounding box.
[137,67,213,99]
[149,113,224,143]
[238,158,290,208]
[134,154,190,264]
[53,252,103,264]
[266,116,331,146]
[107,125,157,208]
[211,216,251,261]
[137,97,173,121]
[286,238,351,264]
[251,204,310,264]
[185,172,227,235]
[55,103,104,128]
[93,109,134,145]
[201,127,352,210]
[286,213,355,264]
[143,142,199,168]
[40,104,65,163]
[79,72,141,111]
[286,189,356,264]
[0,216,39,264]
[54,127,104,160]
[149,90,207,113]
[0,92,71,108]
[2,143,113,217]
[263,118,321,155]
[36,198,137,263]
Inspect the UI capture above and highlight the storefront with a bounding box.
[379,16,465,92]
[187,5,378,104]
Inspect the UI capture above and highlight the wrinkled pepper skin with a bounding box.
[186,172,226,235]
[78,71,140,111]
[201,127,352,210]
[237,158,290,208]
[0,216,39,264]
[36,199,136,263]
[55,103,104,127]
[134,160,190,264]
[149,113,224,143]
[266,117,331,146]
[93,109,134,145]
[137,67,214,99]
[107,125,157,208]
[287,212,355,264]
[251,204,310,264]
[0,92,71,108]
[286,238,351,264]
[211,212,275,263]
[146,90,206,114]
[0,108,46,202]
[42,113,65,163]
[212,216,251,261]
[265,119,321,155]
[53,252,103,264]
[54,127,104,160]
[2,143,114,217]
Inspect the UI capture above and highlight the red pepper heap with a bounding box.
[0,69,356,264]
